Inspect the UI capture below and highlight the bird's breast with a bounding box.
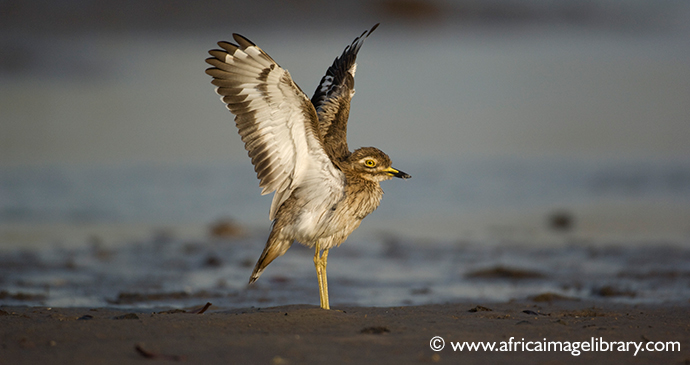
[280,181,384,247]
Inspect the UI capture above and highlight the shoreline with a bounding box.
[2,300,688,364]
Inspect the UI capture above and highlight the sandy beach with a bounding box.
[1,300,688,364]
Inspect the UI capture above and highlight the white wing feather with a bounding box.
[206,36,344,220]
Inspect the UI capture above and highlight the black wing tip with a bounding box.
[216,41,239,54]
[356,23,380,45]
[206,50,223,59]
[310,23,380,108]
[368,23,380,36]
[217,40,234,47]
[232,33,256,48]
[343,23,380,58]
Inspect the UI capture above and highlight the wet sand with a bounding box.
[2,301,688,364]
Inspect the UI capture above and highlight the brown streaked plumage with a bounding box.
[205,24,410,310]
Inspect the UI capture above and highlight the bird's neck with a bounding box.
[342,168,384,205]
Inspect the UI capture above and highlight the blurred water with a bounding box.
[2,227,690,308]
[1,159,689,308]
[1,159,689,233]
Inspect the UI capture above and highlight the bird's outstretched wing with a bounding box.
[310,23,379,163]
[206,35,343,220]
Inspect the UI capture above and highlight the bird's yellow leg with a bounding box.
[321,249,330,310]
[313,244,330,310]
[314,244,324,308]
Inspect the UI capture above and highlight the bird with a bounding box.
[205,24,410,310]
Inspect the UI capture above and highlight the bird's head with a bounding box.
[345,147,410,182]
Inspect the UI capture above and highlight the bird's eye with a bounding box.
[364,159,376,168]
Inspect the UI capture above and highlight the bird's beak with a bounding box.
[385,167,411,179]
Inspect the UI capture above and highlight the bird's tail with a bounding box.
[248,230,293,284]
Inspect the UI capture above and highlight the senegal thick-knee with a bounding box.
[205,24,409,310]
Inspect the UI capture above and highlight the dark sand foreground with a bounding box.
[1,301,688,364]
